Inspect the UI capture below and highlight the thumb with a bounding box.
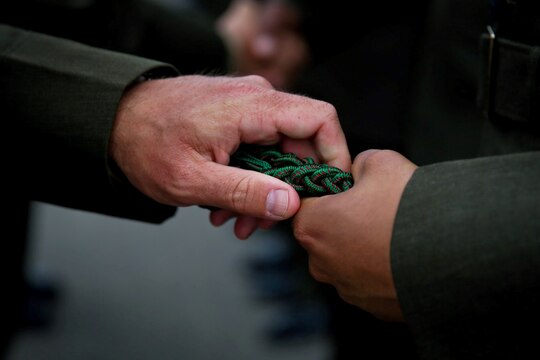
[199,162,301,220]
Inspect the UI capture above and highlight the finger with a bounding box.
[311,114,351,171]
[210,209,275,233]
[271,98,351,171]
[198,162,301,220]
[240,95,351,171]
[280,138,320,162]
[210,209,236,226]
[257,218,276,230]
[234,215,258,239]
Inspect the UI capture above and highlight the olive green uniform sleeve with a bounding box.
[391,151,540,358]
[1,24,178,222]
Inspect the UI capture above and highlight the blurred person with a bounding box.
[1,23,350,353]
[1,0,309,90]
[216,0,309,90]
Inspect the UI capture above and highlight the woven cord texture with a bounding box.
[234,146,353,197]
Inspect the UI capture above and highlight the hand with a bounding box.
[216,0,309,89]
[293,150,417,320]
[110,75,350,238]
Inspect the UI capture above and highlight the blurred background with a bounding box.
[7,203,331,360]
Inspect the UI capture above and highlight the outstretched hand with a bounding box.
[110,75,350,238]
[293,150,417,320]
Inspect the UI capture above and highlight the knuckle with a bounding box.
[168,165,201,205]
[363,149,397,170]
[292,216,312,245]
[243,75,273,89]
[228,175,255,214]
[292,201,319,249]
[225,77,261,95]
[317,101,338,121]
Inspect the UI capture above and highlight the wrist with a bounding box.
[108,71,170,188]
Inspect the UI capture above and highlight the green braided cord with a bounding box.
[233,146,353,197]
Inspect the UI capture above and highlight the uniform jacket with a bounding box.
[0,24,180,347]
[1,24,178,222]
[391,0,540,358]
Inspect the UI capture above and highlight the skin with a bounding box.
[216,0,309,90]
[109,75,350,239]
[293,149,417,320]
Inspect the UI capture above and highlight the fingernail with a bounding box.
[266,189,289,218]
